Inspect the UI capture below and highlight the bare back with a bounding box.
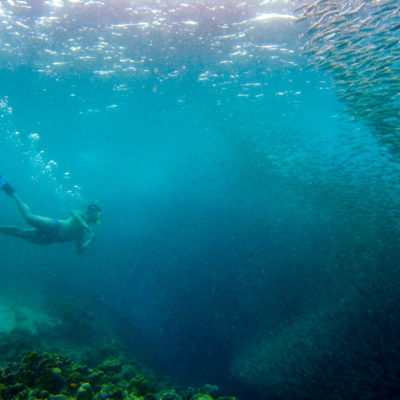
[57,212,87,242]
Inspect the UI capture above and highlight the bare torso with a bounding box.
[57,214,86,242]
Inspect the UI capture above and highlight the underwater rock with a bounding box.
[98,359,122,375]
[99,383,125,400]
[76,382,93,400]
[0,328,42,367]
[192,394,214,400]
[69,370,86,384]
[128,374,155,396]
[181,386,230,400]
[216,397,238,400]
[0,382,25,399]
[157,389,183,400]
[120,364,138,381]
[87,370,106,390]
[201,385,219,396]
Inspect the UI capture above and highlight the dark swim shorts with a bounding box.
[40,219,61,244]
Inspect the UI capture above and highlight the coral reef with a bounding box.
[0,351,238,400]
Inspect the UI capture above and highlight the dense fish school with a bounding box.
[295,0,400,154]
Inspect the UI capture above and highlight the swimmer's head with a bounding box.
[86,203,102,224]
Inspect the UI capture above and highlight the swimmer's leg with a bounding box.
[0,226,38,242]
[10,192,55,229]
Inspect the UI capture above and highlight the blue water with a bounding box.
[1,1,400,399]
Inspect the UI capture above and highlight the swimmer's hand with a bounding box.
[71,210,90,230]
[77,227,96,254]
[83,223,92,232]
[72,210,96,254]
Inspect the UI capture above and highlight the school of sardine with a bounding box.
[294,0,400,153]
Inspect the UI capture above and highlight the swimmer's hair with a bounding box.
[87,203,102,213]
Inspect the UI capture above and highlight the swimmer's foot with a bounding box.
[0,176,15,196]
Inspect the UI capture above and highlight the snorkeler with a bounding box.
[0,176,101,253]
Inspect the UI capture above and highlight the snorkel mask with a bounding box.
[87,203,102,224]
